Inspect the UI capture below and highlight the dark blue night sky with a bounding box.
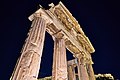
[0,0,120,80]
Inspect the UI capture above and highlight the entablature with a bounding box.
[28,1,95,59]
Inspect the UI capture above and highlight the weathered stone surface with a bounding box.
[11,17,46,80]
[52,37,68,80]
[68,65,76,80]
[11,2,95,80]
[87,63,96,80]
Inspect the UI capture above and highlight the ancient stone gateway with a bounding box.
[10,2,95,80]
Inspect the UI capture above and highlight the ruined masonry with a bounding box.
[11,2,96,80]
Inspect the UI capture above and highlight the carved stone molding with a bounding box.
[11,2,95,80]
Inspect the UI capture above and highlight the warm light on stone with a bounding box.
[11,1,95,80]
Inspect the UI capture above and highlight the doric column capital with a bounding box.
[85,57,94,65]
[28,8,53,25]
[34,13,42,18]
[75,51,88,65]
[52,30,64,40]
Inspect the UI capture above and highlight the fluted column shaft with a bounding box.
[77,58,89,80]
[77,58,81,80]
[11,17,46,80]
[52,37,68,80]
[68,65,76,80]
[87,63,96,80]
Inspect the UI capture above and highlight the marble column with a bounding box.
[11,16,46,80]
[52,36,68,80]
[68,65,76,80]
[77,57,89,80]
[87,61,96,80]
[77,58,81,80]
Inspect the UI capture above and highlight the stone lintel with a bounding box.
[49,1,95,53]
[28,1,95,59]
